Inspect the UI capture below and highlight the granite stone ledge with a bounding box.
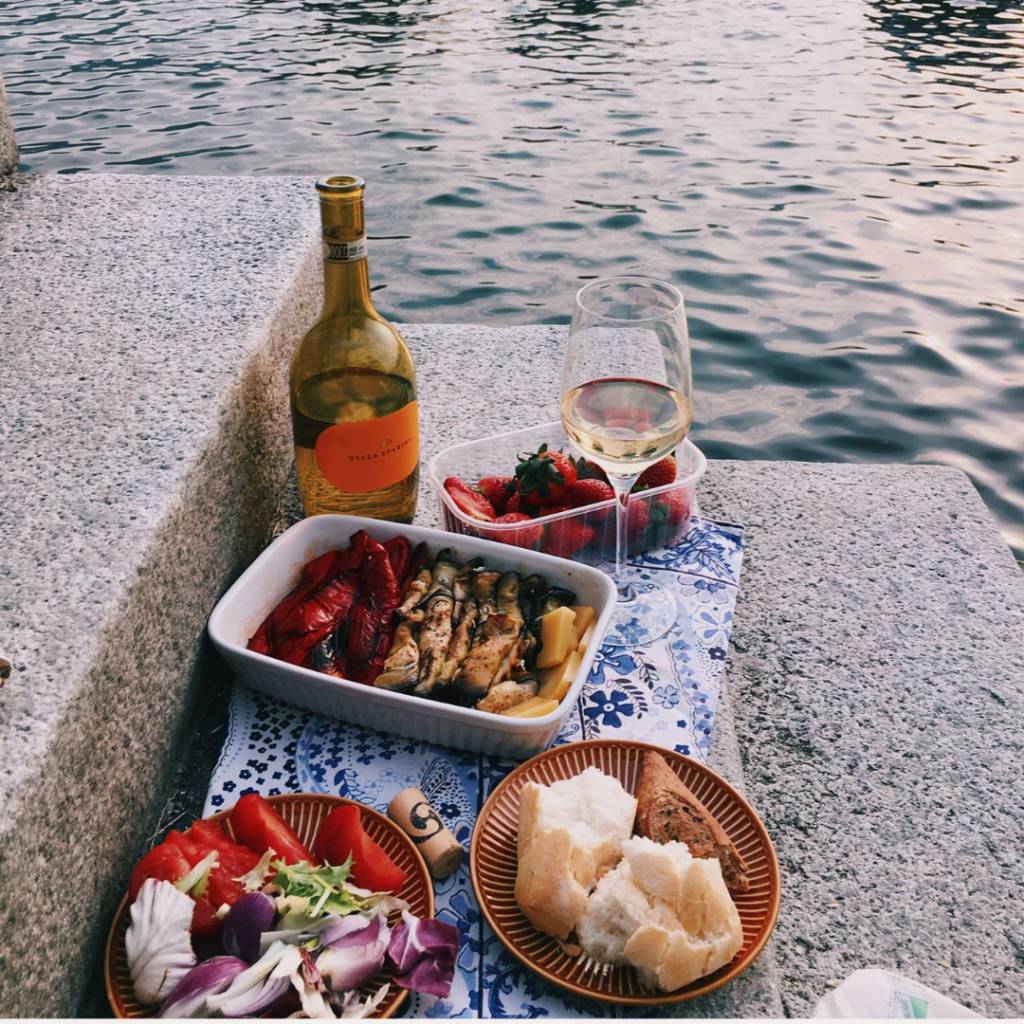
[0,172,321,1016]
[697,460,1024,1018]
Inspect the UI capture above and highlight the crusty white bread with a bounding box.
[577,836,744,991]
[514,766,637,939]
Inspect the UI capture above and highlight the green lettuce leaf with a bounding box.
[270,859,377,919]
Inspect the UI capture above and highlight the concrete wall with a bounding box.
[0,66,18,175]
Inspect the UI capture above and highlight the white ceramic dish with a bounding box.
[208,515,616,759]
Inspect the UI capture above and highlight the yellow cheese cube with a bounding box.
[538,649,582,702]
[500,696,560,718]
[578,620,597,655]
[536,606,577,668]
[569,606,596,649]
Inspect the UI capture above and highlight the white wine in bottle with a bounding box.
[291,175,419,522]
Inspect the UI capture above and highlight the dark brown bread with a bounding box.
[634,751,750,894]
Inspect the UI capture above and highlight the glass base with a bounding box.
[602,581,678,647]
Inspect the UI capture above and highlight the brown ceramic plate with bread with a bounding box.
[469,740,780,1005]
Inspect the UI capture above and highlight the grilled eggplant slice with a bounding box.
[439,596,478,685]
[373,622,420,691]
[540,586,577,615]
[495,571,524,623]
[414,589,455,696]
[397,564,433,623]
[454,613,522,700]
[469,569,501,620]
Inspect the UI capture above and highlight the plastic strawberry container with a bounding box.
[428,421,707,565]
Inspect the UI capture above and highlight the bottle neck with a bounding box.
[317,179,377,317]
[323,253,375,316]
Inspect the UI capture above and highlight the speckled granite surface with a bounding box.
[698,461,1024,1019]
[0,173,321,1017]
[2,173,1021,1018]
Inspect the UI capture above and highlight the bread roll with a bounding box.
[634,751,750,894]
[577,836,743,992]
[514,766,637,939]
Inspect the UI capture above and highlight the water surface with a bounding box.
[3,0,1023,552]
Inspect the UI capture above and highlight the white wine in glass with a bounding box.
[560,278,693,646]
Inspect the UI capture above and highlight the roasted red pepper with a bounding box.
[384,535,412,590]
[230,792,314,865]
[313,804,408,894]
[346,535,402,684]
[247,531,417,685]
[247,548,349,656]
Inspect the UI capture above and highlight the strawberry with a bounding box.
[515,444,578,509]
[633,455,677,493]
[569,454,609,483]
[568,478,615,521]
[626,496,651,540]
[542,519,596,559]
[647,490,692,549]
[657,489,691,529]
[443,476,496,521]
[493,512,545,548]
[477,476,515,516]
[503,489,527,516]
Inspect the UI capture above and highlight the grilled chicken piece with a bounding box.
[476,676,539,715]
[397,564,433,623]
[451,558,483,624]
[373,623,420,691]
[454,613,522,700]
[470,569,501,620]
[495,571,524,623]
[414,589,455,697]
[438,596,478,685]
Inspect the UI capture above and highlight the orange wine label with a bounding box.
[315,401,419,493]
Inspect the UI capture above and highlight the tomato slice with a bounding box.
[190,819,262,875]
[313,804,408,895]
[128,842,194,902]
[230,793,313,865]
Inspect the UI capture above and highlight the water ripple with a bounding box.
[2,0,1024,553]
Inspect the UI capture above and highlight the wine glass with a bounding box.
[560,277,693,647]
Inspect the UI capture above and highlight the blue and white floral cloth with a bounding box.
[203,515,744,1018]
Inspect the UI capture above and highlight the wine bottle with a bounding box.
[290,175,419,522]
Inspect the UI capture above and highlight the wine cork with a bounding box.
[388,788,464,880]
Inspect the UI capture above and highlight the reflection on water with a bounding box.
[2,0,1023,554]
[867,0,1024,80]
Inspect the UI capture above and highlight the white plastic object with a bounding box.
[812,968,982,1019]
[428,421,707,566]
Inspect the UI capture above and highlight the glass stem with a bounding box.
[610,473,641,603]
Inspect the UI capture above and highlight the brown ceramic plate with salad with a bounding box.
[105,793,435,1018]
